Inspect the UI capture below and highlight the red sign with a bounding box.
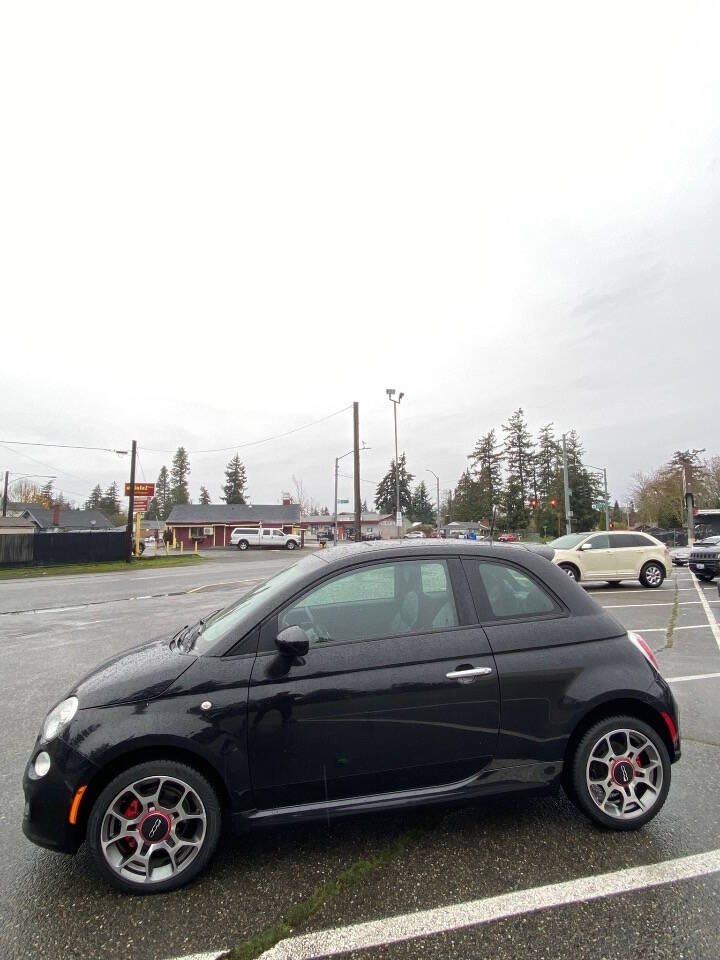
[132,497,149,514]
[125,483,155,497]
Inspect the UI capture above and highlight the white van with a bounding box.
[229,527,300,551]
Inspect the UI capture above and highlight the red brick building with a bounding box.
[166,502,302,549]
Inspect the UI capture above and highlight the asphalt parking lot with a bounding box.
[1,553,719,960]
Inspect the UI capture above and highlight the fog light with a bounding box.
[34,752,51,778]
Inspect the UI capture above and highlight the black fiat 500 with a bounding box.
[23,541,680,893]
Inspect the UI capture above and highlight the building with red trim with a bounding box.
[166,502,302,549]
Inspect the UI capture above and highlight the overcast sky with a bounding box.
[2,1,719,513]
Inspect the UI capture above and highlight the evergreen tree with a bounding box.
[452,470,480,522]
[361,499,369,513]
[40,479,55,507]
[410,481,435,524]
[534,424,562,534]
[564,430,601,530]
[222,454,248,504]
[502,408,534,530]
[468,428,503,522]
[199,486,211,505]
[154,466,171,519]
[170,447,191,506]
[374,453,414,516]
[100,481,121,516]
[86,484,103,510]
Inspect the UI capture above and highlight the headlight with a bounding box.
[42,696,78,742]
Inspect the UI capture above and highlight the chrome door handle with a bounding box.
[446,667,492,679]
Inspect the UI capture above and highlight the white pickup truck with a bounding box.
[229,527,301,551]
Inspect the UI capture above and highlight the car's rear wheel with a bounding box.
[569,715,670,830]
[237,540,249,551]
[559,563,580,581]
[87,760,221,894]
[639,562,664,588]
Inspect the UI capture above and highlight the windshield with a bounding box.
[187,556,321,652]
[548,533,588,549]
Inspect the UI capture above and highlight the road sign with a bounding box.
[132,497,149,514]
[125,482,155,497]
[337,499,349,505]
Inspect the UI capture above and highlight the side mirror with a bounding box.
[275,625,310,657]
[580,542,593,551]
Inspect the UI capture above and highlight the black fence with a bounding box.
[0,531,130,567]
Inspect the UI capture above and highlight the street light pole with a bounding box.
[562,433,572,535]
[386,389,404,538]
[427,469,440,537]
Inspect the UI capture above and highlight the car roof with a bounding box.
[315,539,555,565]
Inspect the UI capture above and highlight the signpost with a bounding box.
[125,483,155,498]
[125,482,154,556]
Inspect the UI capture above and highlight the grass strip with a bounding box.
[0,554,202,580]
[665,578,680,648]
[220,822,434,960]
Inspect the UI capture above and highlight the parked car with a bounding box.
[670,545,691,566]
[23,541,679,893]
[404,531,426,539]
[549,531,669,587]
[497,532,518,542]
[229,527,300,551]
[688,535,720,581]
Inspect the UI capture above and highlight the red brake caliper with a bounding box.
[123,797,140,850]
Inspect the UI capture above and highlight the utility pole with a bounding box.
[386,389,404,537]
[2,470,8,517]
[353,402,361,542]
[562,433,572,535]
[603,467,610,532]
[682,458,695,547]
[334,456,339,545]
[427,469,441,537]
[125,440,137,562]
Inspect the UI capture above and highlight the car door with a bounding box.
[576,532,612,579]
[261,529,274,549]
[607,532,640,578]
[273,529,286,546]
[462,556,583,769]
[247,556,500,809]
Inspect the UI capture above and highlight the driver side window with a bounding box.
[277,560,458,644]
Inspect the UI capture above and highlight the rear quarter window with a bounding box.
[466,560,562,621]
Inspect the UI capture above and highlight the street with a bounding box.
[1,554,719,960]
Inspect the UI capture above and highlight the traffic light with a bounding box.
[529,498,538,509]
[550,499,558,508]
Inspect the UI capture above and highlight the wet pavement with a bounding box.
[0,559,718,960]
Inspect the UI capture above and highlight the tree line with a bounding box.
[631,449,720,528]
[374,408,607,534]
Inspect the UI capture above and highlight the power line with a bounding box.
[0,442,88,485]
[338,472,377,487]
[140,405,353,456]
[0,440,128,454]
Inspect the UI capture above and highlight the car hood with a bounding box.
[71,638,196,709]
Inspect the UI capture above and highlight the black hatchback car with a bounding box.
[23,541,680,893]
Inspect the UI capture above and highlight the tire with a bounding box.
[559,562,580,582]
[87,760,222,894]
[286,540,297,550]
[569,715,670,831]
[237,540,249,551]
[639,561,664,588]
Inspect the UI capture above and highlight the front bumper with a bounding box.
[689,558,719,577]
[23,737,98,854]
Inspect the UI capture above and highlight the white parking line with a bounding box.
[602,601,718,609]
[259,849,720,959]
[667,672,720,683]
[690,571,720,653]
[630,625,710,633]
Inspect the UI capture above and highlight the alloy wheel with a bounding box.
[644,565,663,587]
[585,728,663,820]
[100,775,207,885]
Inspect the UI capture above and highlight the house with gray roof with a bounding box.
[166,502,302,549]
[21,506,113,531]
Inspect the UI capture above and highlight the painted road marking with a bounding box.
[187,578,262,594]
[690,571,720,653]
[630,624,711,633]
[667,672,720,683]
[260,849,720,959]
[602,601,718,609]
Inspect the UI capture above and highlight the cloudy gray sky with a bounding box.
[2,1,718,512]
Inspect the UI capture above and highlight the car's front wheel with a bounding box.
[639,562,664,588]
[286,540,297,550]
[237,540,249,551]
[559,562,580,581]
[569,716,670,830]
[87,760,221,893]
